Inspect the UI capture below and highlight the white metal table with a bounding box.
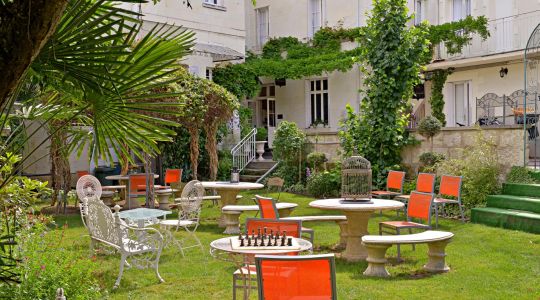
[310,198,404,262]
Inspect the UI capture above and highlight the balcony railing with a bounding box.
[438,10,540,60]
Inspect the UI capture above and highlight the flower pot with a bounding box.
[255,141,266,161]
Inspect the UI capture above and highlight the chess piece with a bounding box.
[281,236,286,246]
[247,237,251,246]
[287,237,293,246]
[257,228,261,238]
[274,235,279,246]
[240,237,245,247]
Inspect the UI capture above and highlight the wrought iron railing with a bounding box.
[231,128,257,172]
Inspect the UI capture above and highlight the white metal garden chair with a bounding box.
[81,197,164,289]
[160,180,204,257]
[76,175,103,230]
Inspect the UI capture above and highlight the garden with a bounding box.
[1,0,539,299]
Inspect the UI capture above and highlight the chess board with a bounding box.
[229,236,301,251]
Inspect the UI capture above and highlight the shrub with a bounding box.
[1,227,103,299]
[418,116,442,139]
[419,152,445,171]
[217,151,233,181]
[506,166,536,184]
[306,170,341,198]
[287,183,306,194]
[306,152,327,172]
[255,127,267,141]
[272,121,306,166]
[272,164,303,187]
[436,130,501,211]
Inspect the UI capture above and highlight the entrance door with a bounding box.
[257,97,276,148]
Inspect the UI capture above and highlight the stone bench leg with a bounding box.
[335,221,348,250]
[157,193,172,211]
[223,211,242,235]
[362,243,391,277]
[424,239,451,273]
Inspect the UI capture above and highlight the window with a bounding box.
[452,81,471,126]
[206,68,213,80]
[309,79,329,125]
[308,0,323,37]
[453,0,471,21]
[256,7,269,47]
[414,0,423,25]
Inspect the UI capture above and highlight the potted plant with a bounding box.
[255,127,268,161]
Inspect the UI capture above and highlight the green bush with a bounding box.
[272,121,306,166]
[506,166,536,184]
[272,164,303,188]
[217,151,233,181]
[419,152,445,171]
[306,152,327,172]
[256,127,268,141]
[306,170,341,198]
[436,130,501,210]
[2,228,103,299]
[287,183,306,194]
[418,116,442,139]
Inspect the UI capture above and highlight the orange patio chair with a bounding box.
[378,191,434,260]
[395,172,436,215]
[233,218,303,300]
[372,170,406,198]
[433,175,464,226]
[256,195,314,243]
[164,169,182,186]
[255,254,337,300]
[76,170,90,178]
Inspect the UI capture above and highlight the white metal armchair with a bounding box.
[81,197,164,289]
[160,180,204,256]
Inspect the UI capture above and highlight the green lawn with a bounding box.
[53,191,540,299]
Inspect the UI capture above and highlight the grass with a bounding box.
[52,191,540,299]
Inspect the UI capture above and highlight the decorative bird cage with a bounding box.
[341,156,372,201]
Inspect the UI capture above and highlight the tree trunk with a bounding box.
[188,127,200,180]
[205,124,219,181]
[0,0,69,108]
[49,122,71,212]
[120,143,130,175]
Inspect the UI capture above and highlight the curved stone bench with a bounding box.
[221,203,298,234]
[281,215,348,249]
[361,230,454,277]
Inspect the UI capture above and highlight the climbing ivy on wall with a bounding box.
[429,69,453,126]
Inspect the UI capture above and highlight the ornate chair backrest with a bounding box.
[266,177,284,201]
[386,171,406,193]
[255,254,337,300]
[416,173,436,193]
[165,169,182,186]
[178,180,204,221]
[76,175,102,202]
[255,195,279,219]
[246,218,302,238]
[83,197,122,247]
[407,191,434,226]
[439,175,462,199]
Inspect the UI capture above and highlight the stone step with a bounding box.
[240,174,260,182]
[243,168,268,176]
[502,183,540,198]
[246,160,277,169]
[487,194,540,214]
[470,207,540,234]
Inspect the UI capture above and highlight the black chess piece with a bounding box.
[240,237,245,247]
[274,235,279,246]
[269,229,274,239]
[287,237,293,246]
[257,228,261,238]
[247,237,251,246]
[280,236,286,246]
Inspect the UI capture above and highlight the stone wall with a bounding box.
[401,126,527,176]
[305,131,341,161]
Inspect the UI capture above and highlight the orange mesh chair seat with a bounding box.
[372,171,406,199]
[233,218,303,300]
[433,175,464,226]
[256,195,314,243]
[255,254,337,300]
[379,191,434,260]
[395,173,436,202]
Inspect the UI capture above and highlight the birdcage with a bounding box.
[341,156,372,201]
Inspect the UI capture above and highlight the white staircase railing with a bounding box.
[231,128,257,172]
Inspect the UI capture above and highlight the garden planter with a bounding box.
[256,141,266,161]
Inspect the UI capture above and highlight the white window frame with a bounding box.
[205,68,213,80]
[452,0,471,21]
[256,7,269,48]
[415,0,423,25]
[308,0,324,38]
[306,78,330,127]
[203,0,224,7]
[445,80,472,127]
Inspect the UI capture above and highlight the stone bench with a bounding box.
[281,215,348,249]
[221,203,298,234]
[361,230,454,277]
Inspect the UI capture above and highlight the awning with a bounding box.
[194,43,244,62]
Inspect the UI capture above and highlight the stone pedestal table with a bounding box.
[201,181,264,228]
[309,198,404,262]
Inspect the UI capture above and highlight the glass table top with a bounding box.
[118,208,171,220]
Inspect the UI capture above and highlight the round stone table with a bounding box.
[310,198,404,262]
[201,181,264,227]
